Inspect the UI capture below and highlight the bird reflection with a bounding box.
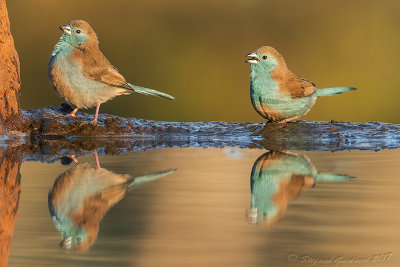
[48,152,176,251]
[248,151,353,226]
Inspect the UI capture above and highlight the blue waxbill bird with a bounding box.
[247,151,354,226]
[246,46,356,123]
[48,20,175,124]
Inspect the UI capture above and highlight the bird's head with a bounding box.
[245,46,286,77]
[59,20,98,47]
[59,228,89,251]
[51,213,92,251]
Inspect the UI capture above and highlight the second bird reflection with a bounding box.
[248,151,354,226]
[48,152,176,251]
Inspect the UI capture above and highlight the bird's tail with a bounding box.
[315,87,356,97]
[314,173,355,182]
[128,168,177,190]
[128,83,176,101]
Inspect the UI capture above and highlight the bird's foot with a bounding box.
[66,113,77,118]
[64,108,78,118]
[79,119,98,127]
[67,155,79,165]
[59,155,79,165]
[262,120,287,130]
[278,116,299,124]
[54,112,77,118]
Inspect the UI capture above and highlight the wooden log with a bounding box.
[17,105,400,153]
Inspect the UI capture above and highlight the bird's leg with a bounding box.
[92,150,101,169]
[66,108,78,117]
[278,115,299,124]
[280,150,299,156]
[54,108,78,118]
[90,103,101,124]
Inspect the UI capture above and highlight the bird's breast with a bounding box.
[49,47,122,108]
[250,75,315,120]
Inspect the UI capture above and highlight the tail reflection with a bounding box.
[48,154,176,251]
[248,151,353,226]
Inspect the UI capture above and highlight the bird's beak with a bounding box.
[60,236,73,250]
[247,207,258,224]
[59,24,72,35]
[245,51,259,64]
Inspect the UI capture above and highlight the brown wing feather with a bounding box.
[271,65,316,98]
[284,71,316,98]
[72,45,132,90]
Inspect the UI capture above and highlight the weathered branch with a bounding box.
[14,105,400,155]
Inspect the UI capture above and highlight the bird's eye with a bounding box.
[262,55,268,60]
[76,30,81,34]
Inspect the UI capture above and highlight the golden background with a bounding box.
[7,0,400,123]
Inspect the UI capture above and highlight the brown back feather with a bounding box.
[281,70,316,98]
[69,21,132,90]
[257,46,316,98]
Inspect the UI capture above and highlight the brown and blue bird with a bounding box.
[246,46,356,123]
[48,20,175,124]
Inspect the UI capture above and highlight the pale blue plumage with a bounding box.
[50,41,121,109]
[246,46,356,122]
[48,20,175,124]
[315,87,356,97]
[250,72,316,120]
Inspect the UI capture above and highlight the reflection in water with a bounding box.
[248,151,353,226]
[0,148,22,267]
[48,154,176,251]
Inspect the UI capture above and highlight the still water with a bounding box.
[7,148,400,266]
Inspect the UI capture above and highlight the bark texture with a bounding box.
[18,105,400,153]
[0,0,22,135]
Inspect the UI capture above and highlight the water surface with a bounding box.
[7,148,400,266]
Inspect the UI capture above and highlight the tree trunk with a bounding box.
[0,0,22,136]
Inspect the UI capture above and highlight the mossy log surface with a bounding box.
[3,104,396,156]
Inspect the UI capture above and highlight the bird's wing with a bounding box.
[282,71,316,98]
[77,47,132,90]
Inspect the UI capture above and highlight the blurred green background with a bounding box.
[7,0,400,123]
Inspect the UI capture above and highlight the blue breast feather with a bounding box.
[250,73,315,118]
